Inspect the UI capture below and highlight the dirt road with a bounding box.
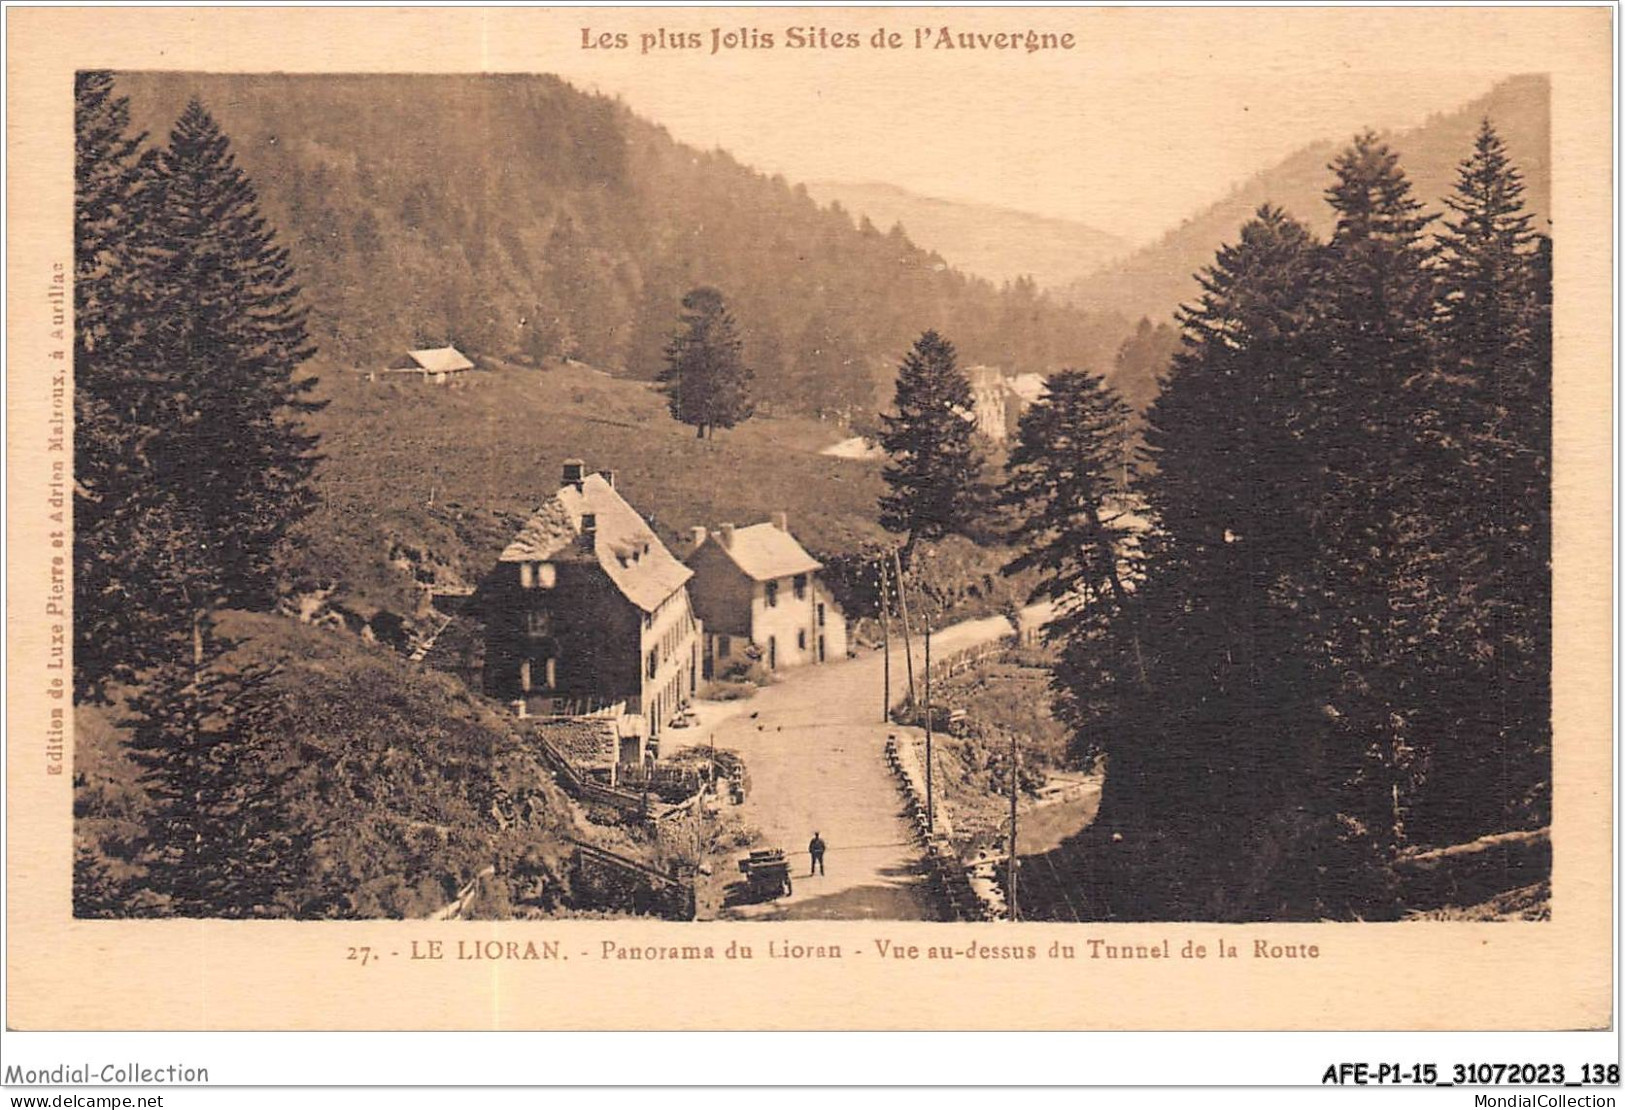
[673,608,1046,921]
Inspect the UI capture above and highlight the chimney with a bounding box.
[689,525,708,550]
[719,523,735,549]
[561,458,586,490]
[599,468,615,489]
[772,511,789,533]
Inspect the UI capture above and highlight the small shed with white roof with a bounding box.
[384,346,477,383]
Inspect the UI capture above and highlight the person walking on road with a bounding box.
[809,832,826,876]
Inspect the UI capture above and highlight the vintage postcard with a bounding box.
[5,5,1613,1034]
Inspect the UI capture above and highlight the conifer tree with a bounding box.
[878,330,983,565]
[658,285,755,437]
[124,624,307,917]
[137,100,323,616]
[1436,121,1540,380]
[74,71,151,368]
[1413,120,1551,841]
[74,71,158,698]
[1307,132,1438,853]
[1000,370,1141,766]
[1150,207,1323,607]
[1127,206,1369,916]
[1002,370,1137,614]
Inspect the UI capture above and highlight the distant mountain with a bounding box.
[1060,75,1551,324]
[806,181,1131,290]
[112,72,1127,413]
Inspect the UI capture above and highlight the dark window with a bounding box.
[793,574,808,600]
[718,634,731,656]
[647,649,658,679]
[816,603,826,627]
[797,630,807,650]
[765,581,779,608]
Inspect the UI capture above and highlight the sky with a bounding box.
[538,8,1521,245]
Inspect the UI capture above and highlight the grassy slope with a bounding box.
[75,609,652,918]
[290,359,890,618]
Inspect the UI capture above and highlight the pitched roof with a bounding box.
[500,474,691,612]
[532,718,619,768]
[404,346,474,373]
[499,498,579,563]
[709,522,823,582]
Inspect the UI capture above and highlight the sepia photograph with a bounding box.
[67,61,1558,927]
[5,4,1613,1050]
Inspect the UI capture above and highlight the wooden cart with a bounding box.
[738,849,793,899]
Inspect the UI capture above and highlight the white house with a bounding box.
[684,514,848,677]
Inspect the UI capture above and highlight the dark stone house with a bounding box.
[483,461,701,740]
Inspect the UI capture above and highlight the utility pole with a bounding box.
[924,611,933,834]
[893,548,916,705]
[878,557,893,722]
[1008,729,1019,922]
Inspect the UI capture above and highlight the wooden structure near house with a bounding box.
[483,461,702,740]
[683,513,847,678]
[383,345,476,383]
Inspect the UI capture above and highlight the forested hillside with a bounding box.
[1061,76,1550,326]
[115,72,1128,416]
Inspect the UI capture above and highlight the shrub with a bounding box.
[701,680,757,702]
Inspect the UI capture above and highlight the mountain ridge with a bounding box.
[1058,74,1550,324]
[805,180,1131,290]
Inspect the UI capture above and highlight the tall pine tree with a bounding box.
[74,71,159,698]
[878,330,983,565]
[73,89,325,914]
[1000,370,1142,768]
[1412,120,1551,842]
[139,98,323,616]
[123,623,308,917]
[1127,206,1368,918]
[658,285,755,437]
[1307,132,1438,855]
